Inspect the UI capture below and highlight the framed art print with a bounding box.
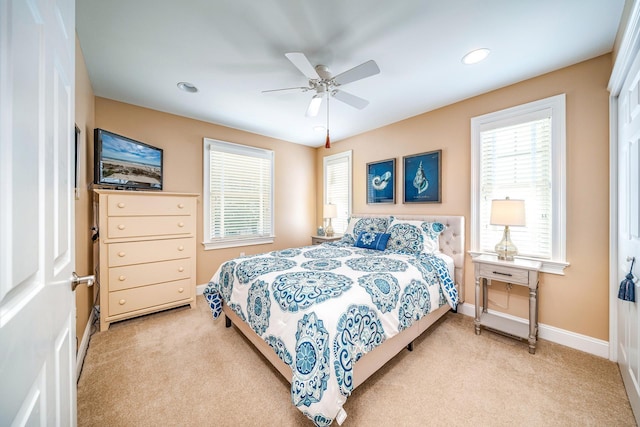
[403,150,441,203]
[366,158,395,204]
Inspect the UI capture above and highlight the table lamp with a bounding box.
[490,197,525,261]
[323,204,337,237]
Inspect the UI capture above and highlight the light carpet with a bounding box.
[77,296,636,426]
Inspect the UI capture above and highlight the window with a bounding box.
[323,151,352,234]
[471,94,568,274]
[203,138,274,249]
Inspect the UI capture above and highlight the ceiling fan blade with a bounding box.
[285,52,320,80]
[332,89,369,110]
[333,60,380,86]
[305,95,323,117]
[261,86,311,94]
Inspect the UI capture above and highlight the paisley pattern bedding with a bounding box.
[204,242,458,426]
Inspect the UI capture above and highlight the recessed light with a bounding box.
[462,48,490,65]
[313,125,326,132]
[177,81,198,93]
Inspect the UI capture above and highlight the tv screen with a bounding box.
[94,128,163,190]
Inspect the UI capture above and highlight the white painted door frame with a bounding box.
[609,1,640,424]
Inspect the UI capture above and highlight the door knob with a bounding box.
[71,272,95,291]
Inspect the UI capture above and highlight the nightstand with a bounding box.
[311,235,342,245]
[472,254,542,353]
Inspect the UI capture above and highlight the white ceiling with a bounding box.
[76,0,625,147]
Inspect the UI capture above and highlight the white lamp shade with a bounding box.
[323,203,337,219]
[490,199,525,226]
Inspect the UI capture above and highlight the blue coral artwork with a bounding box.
[366,158,396,204]
[403,150,441,203]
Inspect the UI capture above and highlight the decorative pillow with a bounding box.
[386,219,446,254]
[340,216,391,245]
[354,231,391,251]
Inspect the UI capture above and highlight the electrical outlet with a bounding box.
[240,252,245,257]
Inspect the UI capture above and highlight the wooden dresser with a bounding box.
[94,190,199,331]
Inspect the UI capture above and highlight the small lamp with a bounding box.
[323,204,337,237]
[490,197,525,261]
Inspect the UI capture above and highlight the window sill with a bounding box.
[203,236,275,250]
[468,251,569,275]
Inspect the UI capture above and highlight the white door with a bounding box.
[617,47,640,421]
[0,0,77,425]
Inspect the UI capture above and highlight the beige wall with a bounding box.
[77,52,611,342]
[93,99,317,286]
[316,54,612,341]
[75,36,96,347]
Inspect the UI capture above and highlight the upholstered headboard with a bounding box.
[351,214,465,303]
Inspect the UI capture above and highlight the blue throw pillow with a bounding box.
[354,231,391,251]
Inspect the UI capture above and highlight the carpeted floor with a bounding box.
[77,296,637,426]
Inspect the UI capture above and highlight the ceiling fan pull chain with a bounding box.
[325,92,331,149]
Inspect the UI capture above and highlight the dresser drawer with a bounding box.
[108,237,194,267]
[107,215,194,238]
[108,194,195,216]
[108,258,192,292]
[478,262,530,285]
[108,278,192,316]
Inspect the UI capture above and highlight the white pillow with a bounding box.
[386,218,446,254]
[340,216,391,245]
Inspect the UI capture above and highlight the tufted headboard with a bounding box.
[351,214,465,303]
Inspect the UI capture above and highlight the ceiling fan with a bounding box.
[263,52,380,117]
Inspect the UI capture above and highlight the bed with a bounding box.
[204,214,465,426]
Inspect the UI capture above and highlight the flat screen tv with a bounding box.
[94,128,163,190]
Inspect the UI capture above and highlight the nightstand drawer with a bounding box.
[478,263,530,285]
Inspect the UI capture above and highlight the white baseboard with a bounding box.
[458,302,609,358]
[76,307,95,381]
[196,283,207,295]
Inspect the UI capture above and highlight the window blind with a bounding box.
[324,152,351,233]
[479,113,552,259]
[206,139,274,246]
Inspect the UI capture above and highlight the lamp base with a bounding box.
[495,226,518,261]
[325,219,334,237]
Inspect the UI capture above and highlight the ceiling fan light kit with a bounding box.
[264,52,380,147]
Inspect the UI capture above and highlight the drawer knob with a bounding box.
[178,246,184,251]
[117,224,126,230]
[178,287,184,293]
[178,222,185,228]
[117,202,125,208]
[118,251,126,257]
[178,266,185,272]
[118,275,126,281]
[178,203,184,209]
[119,299,126,305]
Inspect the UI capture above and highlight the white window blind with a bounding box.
[324,151,352,234]
[471,94,568,274]
[203,138,274,249]
[479,113,552,259]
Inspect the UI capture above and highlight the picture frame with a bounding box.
[403,149,441,203]
[366,158,396,204]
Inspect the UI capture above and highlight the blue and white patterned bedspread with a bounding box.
[204,243,458,426]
